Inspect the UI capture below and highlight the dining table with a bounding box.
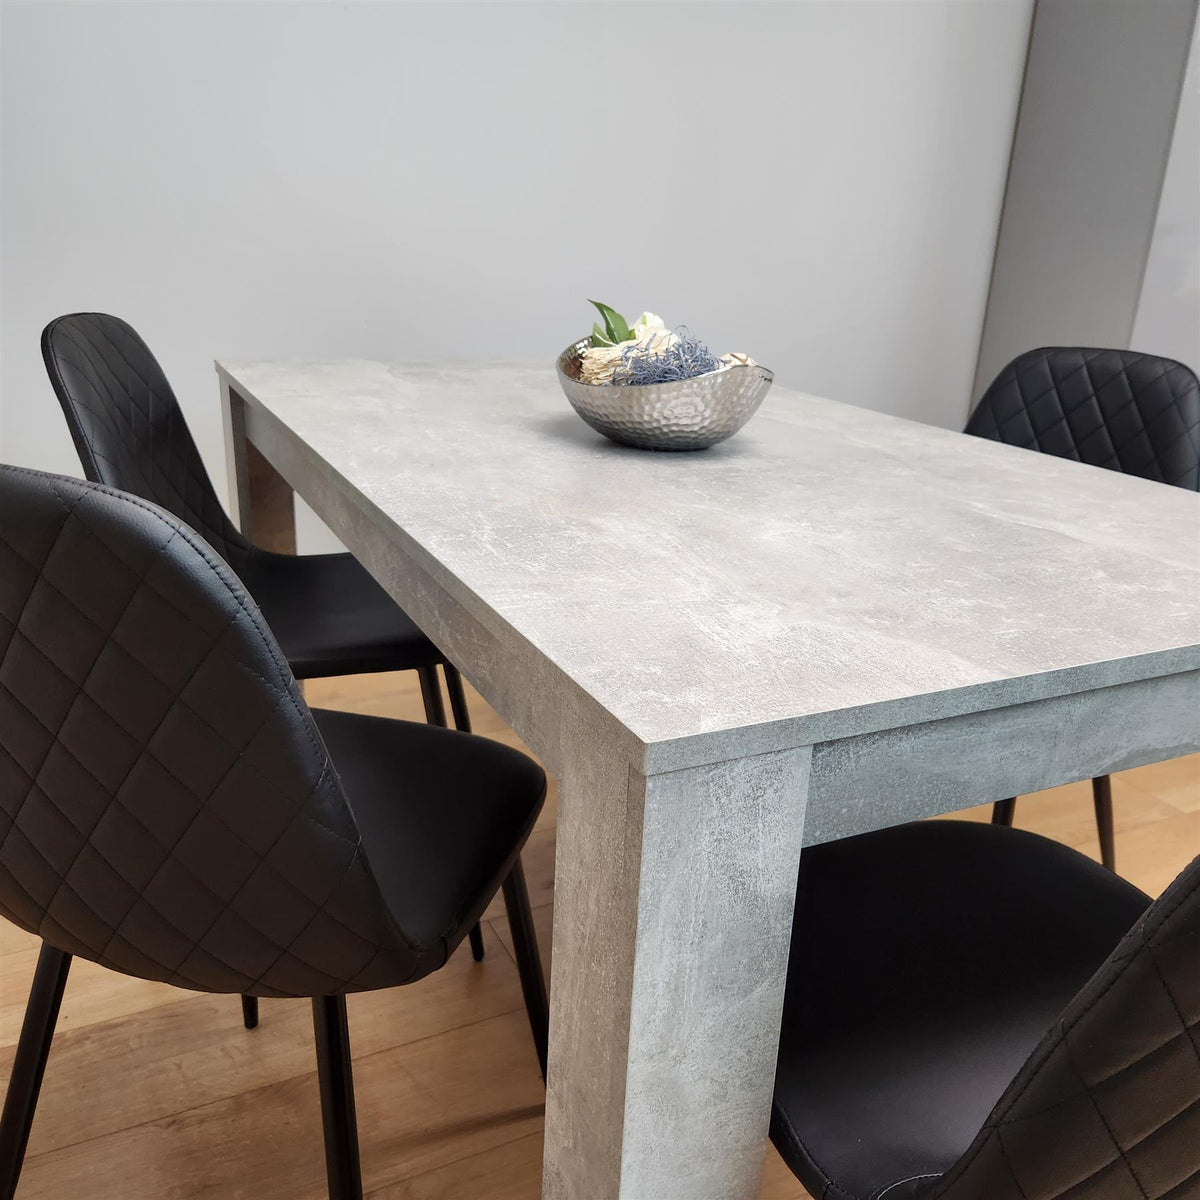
[215,358,1200,1200]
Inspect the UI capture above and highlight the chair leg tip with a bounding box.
[241,996,260,1030]
[468,926,485,962]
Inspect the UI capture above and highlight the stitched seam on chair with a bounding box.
[1088,356,1176,476]
[978,1020,1199,1122]
[5,583,248,923]
[1143,941,1200,1065]
[38,471,345,808]
[44,323,109,485]
[26,614,248,960]
[160,761,349,991]
[773,1101,858,1200]
[938,871,1200,1193]
[1015,349,1107,452]
[1164,1164,1200,1198]
[988,348,1199,488]
[0,490,176,894]
[2,741,217,968]
[96,749,335,971]
[5,616,240,778]
[55,319,237,539]
[0,657,345,876]
[996,872,1200,1120]
[1120,1092,1200,1162]
[1,523,263,694]
[874,1173,940,1200]
[0,797,70,920]
[47,320,248,558]
[1061,1024,1149,1198]
[0,501,79,832]
[993,1127,1032,1200]
[229,835,380,994]
[33,472,321,763]
[5,468,428,985]
[1016,349,1096,416]
[4,471,416,979]
[0,545,336,799]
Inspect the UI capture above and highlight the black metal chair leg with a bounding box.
[312,995,363,1200]
[992,796,1017,826]
[443,663,472,733]
[417,664,447,728]
[467,924,485,962]
[0,943,71,1200]
[1092,774,1116,871]
[241,995,259,1029]
[501,859,549,1081]
[422,663,484,959]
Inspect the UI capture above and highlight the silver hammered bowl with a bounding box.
[555,338,774,451]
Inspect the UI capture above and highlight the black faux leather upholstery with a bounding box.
[312,708,543,954]
[0,466,544,997]
[931,850,1200,1200]
[965,347,1200,489]
[771,821,1172,1200]
[41,313,442,678]
[238,550,441,678]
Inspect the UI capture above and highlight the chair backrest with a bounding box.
[966,347,1200,490]
[41,313,251,565]
[933,852,1200,1199]
[0,465,425,997]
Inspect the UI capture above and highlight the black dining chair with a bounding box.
[966,347,1200,869]
[41,312,492,1022]
[772,819,1199,1200]
[0,465,549,1200]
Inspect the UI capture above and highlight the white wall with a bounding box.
[1,0,1031,549]
[1132,17,1199,370]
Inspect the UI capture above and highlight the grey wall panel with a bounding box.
[974,0,1198,400]
[1132,22,1200,370]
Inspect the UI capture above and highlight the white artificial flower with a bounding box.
[631,312,666,337]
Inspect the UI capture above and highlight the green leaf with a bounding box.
[589,299,631,345]
[590,321,615,348]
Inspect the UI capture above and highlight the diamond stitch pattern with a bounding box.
[926,853,1200,1200]
[770,819,1200,1200]
[0,466,543,999]
[41,313,449,680]
[966,347,1200,490]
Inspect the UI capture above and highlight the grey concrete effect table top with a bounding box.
[217,358,1200,765]
[218,357,1199,1200]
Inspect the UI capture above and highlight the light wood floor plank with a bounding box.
[1121,752,1200,813]
[2,947,193,1048]
[2,927,526,1159]
[16,1010,545,1200]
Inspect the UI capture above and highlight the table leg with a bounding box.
[220,378,296,553]
[543,735,811,1200]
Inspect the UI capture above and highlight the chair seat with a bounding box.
[312,709,546,958]
[771,820,1150,1200]
[241,550,443,679]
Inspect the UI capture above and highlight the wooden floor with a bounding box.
[2,671,1197,1199]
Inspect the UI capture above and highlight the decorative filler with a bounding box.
[611,328,721,386]
[578,300,751,387]
[556,300,774,452]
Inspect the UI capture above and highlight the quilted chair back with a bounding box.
[0,466,427,997]
[966,347,1200,490]
[41,313,252,566]
[932,852,1200,1200]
